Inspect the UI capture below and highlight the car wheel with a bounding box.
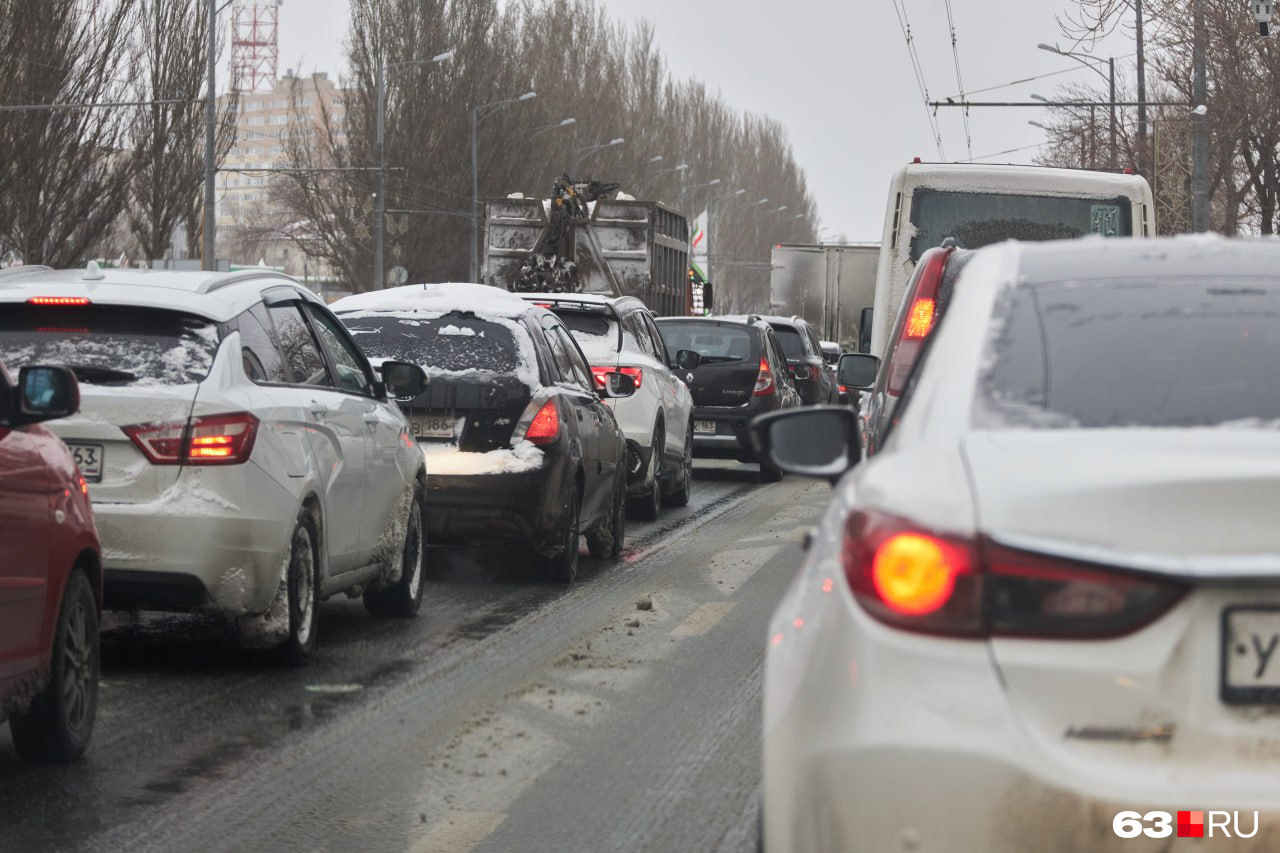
[364,480,426,617]
[10,568,99,763]
[759,461,784,483]
[279,515,321,666]
[664,422,694,508]
[628,426,663,522]
[542,481,581,583]
[587,468,627,560]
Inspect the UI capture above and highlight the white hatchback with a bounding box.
[0,264,428,663]
[518,293,697,520]
[753,237,1280,851]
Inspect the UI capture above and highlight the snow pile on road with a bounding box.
[422,440,544,476]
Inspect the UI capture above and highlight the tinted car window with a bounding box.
[657,322,755,363]
[305,304,373,395]
[978,278,1280,429]
[268,304,332,387]
[0,305,219,387]
[236,303,289,384]
[773,326,807,360]
[342,313,519,373]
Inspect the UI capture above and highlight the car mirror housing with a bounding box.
[12,365,80,426]
[674,349,701,371]
[837,353,880,391]
[598,371,638,399]
[380,361,428,400]
[750,406,861,484]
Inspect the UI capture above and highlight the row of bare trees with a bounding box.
[0,0,230,267]
[265,0,818,302]
[1037,0,1280,234]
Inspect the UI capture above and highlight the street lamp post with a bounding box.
[677,177,721,209]
[374,49,454,290]
[1038,43,1117,170]
[527,117,575,139]
[470,90,536,282]
[570,137,625,174]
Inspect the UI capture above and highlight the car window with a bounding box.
[773,325,807,360]
[543,322,582,387]
[267,304,332,387]
[235,303,289,384]
[553,325,595,390]
[304,304,373,396]
[767,332,794,385]
[640,313,668,363]
[0,305,219,387]
[620,311,654,359]
[656,321,755,363]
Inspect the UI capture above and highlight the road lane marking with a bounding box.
[410,810,506,853]
[671,602,737,637]
[708,546,781,594]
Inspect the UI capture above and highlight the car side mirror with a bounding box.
[380,360,427,400]
[750,406,861,484]
[13,365,80,426]
[598,371,638,399]
[837,353,879,391]
[674,349,701,371]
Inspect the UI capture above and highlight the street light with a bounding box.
[654,162,689,176]
[571,137,625,173]
[528,117,575,139]
[1039,43,1117,169]
[648,155,664,164]
[375,48,455,289]
[1030,93,1051,103]
[678,177,721,205]
[470,90,536,281]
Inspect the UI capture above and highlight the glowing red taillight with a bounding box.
[524,401,560,445]
[28,296,91,306]
[124,412,259,465]
[752,356,774,396]
[887,246,951,397]
[903,297,936,339]
[591,365,643,389]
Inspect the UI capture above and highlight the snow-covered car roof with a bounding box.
[0,264,314,322]
[331,282,534,320]
[896,162,1151,198]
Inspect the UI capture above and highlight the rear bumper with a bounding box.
[425,454,569,551]
[690,406,761,459]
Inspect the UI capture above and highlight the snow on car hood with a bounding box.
[962,429,1280,577]
[421,440,543,476]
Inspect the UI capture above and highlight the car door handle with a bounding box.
[309,404,328,420]
[363,413,380,432]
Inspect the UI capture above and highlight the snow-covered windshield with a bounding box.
[342,313,520,374]
[909,189,1131,262]
[556,310,621,358]
[0,305,220,386]
[976,277,1280,429]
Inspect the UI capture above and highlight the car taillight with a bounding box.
[753,356,774,396]
[887,247,950,398]
[124,412,259,465]
[524,401,560,445]
[27,296,91,306]
[903,297,936,339]
[591,365,642,389]
[842,510,1186,638]
[791,364,811,380]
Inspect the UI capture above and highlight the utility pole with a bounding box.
[374,57,385,290]
[1109,57,1117,171]
[202,0,218,271]
[1136,0,1149,177]
[1191,0,1209,232]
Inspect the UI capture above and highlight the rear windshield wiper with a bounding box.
[698,355,742,364]
[66,364,138,384]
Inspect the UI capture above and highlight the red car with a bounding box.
[0,360,102,762]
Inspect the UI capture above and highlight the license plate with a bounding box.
[694,420,717,435]
[1221,607,1280,704]
[68,443,104,482]
[410,413,456,440]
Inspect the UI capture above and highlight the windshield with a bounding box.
[657,321,756,363]
[0,305,220,386]
[909,188,1132,262]
[977,278,1280,429]
[555,309,621,357]
[342,313,521,373]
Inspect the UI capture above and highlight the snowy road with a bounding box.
[0,461,830,853]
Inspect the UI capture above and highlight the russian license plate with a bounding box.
[411,413,456,440]
[68,443,104,482]
[1221,607,1280,704]
[694,420,717,435]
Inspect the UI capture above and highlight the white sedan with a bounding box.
[752,236,1280,851]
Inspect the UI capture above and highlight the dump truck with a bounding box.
[769,242,879,352]
[482,176,710,316]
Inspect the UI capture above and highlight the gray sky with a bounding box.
[277,0,1132,241]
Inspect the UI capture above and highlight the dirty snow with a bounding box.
[332,282,531,319]
[438,324,479,337]
[421,440,544,476]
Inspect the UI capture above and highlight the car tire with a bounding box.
[542,481,581,583]
[278,514,321,666]
[664,422,694,507]
[9,568,99,764]
[628,426,663,522]
[759,461,784,483]
[364,480,426,617]
[587,469,627,560]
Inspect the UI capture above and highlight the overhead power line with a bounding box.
[943,0,973,158]
[889,0,946,159]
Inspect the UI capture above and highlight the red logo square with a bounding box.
[1178,811,1205,838]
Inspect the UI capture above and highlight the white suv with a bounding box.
[0,264,429,663]
[518,294,696,520]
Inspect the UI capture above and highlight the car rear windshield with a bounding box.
[977,278,1280,429]
[773,326,807,360]
[0,305,220,386]
[657,321,756,364]
[555,309,621,355]
[342,313,520,373]
[909,189,1132,262]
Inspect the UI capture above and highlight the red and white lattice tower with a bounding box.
[230,0,282,93]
